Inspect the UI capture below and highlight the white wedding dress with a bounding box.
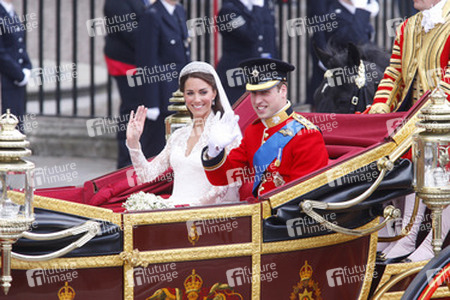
[128,113,240,206]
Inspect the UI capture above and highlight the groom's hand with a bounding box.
[207,111,240,158]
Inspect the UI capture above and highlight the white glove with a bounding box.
[207,111,240,158]
[146,107,160,121]
[15,68,30,87]
[366,0,379,17]
[351,0,368,9]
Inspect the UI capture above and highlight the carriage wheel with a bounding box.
[401,246,450,300]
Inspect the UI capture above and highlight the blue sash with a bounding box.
[252,120,304,192]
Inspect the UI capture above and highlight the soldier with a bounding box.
[324,0,379,51]
[0,0,32,124]
[216,0,278,105]
[368,0,450,113]
[371,0,450,263]
[202,58,329,197]
[135,0,190,159]
[103,0,149,169]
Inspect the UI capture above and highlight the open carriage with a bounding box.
[1,91,450,300]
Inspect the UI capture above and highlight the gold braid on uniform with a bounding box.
[293,114,320,131]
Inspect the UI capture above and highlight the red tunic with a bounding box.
[371,2,450,113]
[202,106,329,197]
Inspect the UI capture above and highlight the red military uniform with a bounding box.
[370,0,450,113]
[202,103,329,196]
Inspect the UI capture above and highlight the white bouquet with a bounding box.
[122,191,174,211]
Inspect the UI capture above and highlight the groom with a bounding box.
[202,58,329,197]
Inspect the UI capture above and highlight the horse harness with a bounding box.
[324,60,368,113]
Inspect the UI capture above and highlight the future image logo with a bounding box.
[30,163,78,188]
[126,64,178,88]
[28,64,78,88]
[26,266,78,287]
[86,115,129,137]
[225,167,246,187]
[226,263,278,287]
[86,13,138,37]
[226,68,246,87]
[286,213,337,237]
[186,13,244,37]
[326,164,378,188]
[185,215,238,238]
[127,264,178,287]
[386,117,405,136]
[126,68,145,87]
[386,17,405,37]
[286,13,337,37]
[326,264,377,287]
[186,18,206,37]
[86,18,106,36]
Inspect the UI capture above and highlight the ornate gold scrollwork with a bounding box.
[188,223,200,246]
[119,249,149,268]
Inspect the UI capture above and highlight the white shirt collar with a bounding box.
[338,0,356,14]
[422,0,447,33]
[0,0,14,17]
[240,0,253,11]
[161,0,176,15]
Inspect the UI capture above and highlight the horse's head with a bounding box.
[313,43,388,114]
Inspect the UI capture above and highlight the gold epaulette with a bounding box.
[293,113,319,131]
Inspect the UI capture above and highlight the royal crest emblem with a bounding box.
[58,282,76,300]
[290,261,323,300]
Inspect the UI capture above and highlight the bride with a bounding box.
[126,61,242,206]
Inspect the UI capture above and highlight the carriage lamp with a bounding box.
[413,86,450,255]
[165,89,192,140]
[0,110,35,294]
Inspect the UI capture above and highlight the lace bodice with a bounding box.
[128,113,241,206]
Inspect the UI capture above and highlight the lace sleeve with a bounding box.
[127,139,171,184]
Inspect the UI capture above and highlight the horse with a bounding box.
[313,43,390,114]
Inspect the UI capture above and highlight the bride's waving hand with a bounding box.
[126,106,148,149]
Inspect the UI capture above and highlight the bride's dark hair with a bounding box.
[179,72,225,117]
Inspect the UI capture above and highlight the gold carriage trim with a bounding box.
[377,260,429,290]
[58,282,76,300]
[124,203,260,225]
[120,249,149,268]
[359,227,378,300]
[11,255,123,270]
[268,142,396,208]
[262,218,379,254]
[123,243,253,265]
[9,191,121,226]
[389,112,421,145]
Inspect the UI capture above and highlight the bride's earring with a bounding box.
[212,99,216,106]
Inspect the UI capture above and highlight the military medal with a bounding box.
[274,148,282,167]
